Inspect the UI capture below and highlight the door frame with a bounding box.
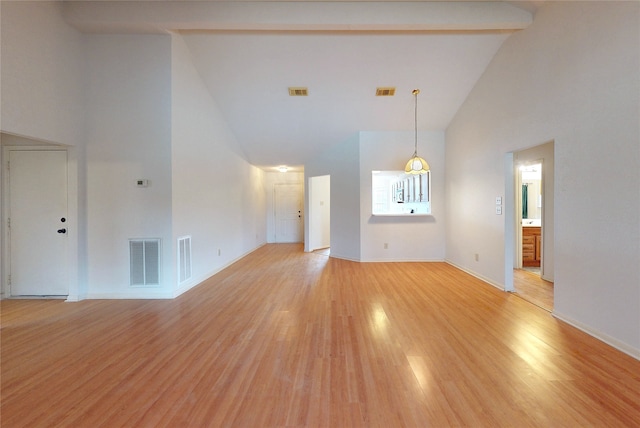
[273,183,303,243]
[2,142,79,301]
[307,174,331,252]
[505,141,555,293]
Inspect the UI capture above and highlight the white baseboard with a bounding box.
[445,261,639,361]
[445,259,506,291]
[553,311,640,361]
[325,252,360,262]
[361,258,446,263]
[172,243,266,298]
[79,244,267,300]
[84,290,175,299]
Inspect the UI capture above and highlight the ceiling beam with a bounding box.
[63,1,532,34]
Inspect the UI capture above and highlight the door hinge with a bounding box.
[7,275,11,286]
[7,218,10,229]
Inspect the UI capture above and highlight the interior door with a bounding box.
[8,149,69,296]
[274,184,303,243]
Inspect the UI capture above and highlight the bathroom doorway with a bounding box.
[519,163,542,274]
[510,142,555,311]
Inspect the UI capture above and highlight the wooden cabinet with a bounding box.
[522,226,541,267]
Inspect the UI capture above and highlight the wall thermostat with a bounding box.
[136,179,149,188]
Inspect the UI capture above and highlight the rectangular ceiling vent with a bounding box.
[178,236,192,284]
[376,87,396,96]
[130,239,161,286]
[288,87,308,96]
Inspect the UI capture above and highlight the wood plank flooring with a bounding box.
[2,244,639,427]
[513,269,554,311]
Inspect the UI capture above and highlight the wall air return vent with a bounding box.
[129,239,161,286]
[376,87,396,96]
[178,236,192,284]
[288,87,308,96]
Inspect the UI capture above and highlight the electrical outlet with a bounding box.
[384,243,388,249]
[496,205,503,215]
[474,253,479,261]
[218,249,221,256]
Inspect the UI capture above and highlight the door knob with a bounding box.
[57,228,67,234]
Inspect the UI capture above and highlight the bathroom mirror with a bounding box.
[371,170,431,216]
[520,163,542,225]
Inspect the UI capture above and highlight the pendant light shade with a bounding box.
[405,89,430,175]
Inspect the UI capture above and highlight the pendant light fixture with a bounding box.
[405,89,430,174]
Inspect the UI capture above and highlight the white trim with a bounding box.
[361,258,445,263]
[2,144,78,300]
[503,152,515,292]
[445,259,506,291]
[322,253,359,263]
[553,311,640,361]
[370,213,433,217]
[85,290,175,300]
[172,243,266,298]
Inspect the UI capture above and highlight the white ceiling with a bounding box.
[63,1,541,171]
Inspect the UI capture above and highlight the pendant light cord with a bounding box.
[413,89,420,157]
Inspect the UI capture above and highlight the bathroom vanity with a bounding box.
[522,223,541,267]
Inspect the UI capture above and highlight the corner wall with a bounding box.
[446,1,640,356]
[171,34,267,296]
[84,34,174,298]
[359,131,445,262]
[305,133,361,261]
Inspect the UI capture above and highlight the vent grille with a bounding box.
[376,87,396,96]
[130,239,161,286]
[288,87,308,96]
[178,236,192,284]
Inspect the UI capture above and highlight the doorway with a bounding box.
[4,148,69,297]
[519,163,542,273]
[308,175,330,253]
[508,142,555,311]
[274,184,303,243]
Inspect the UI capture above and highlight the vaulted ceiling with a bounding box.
[63,1,542,171]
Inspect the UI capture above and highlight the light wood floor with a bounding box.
[2,244,639,427]
[513,269,554,311]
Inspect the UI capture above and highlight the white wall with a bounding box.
[305,130,446,262]
[0,3,269,299]
[359,131,446,261]
[308,175,330,251]
[171,34,266,295]
[265,171,303,243]
[446,2,639,356]
[0,1,84,146]
[0,1,84,300]
[305,133,361,260]
[84,34,174,298]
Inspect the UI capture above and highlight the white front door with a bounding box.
[274,184,303,243]
[8,149,69,296]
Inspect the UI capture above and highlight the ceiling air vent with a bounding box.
[288,87,308,96]
[376,87,396,96]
